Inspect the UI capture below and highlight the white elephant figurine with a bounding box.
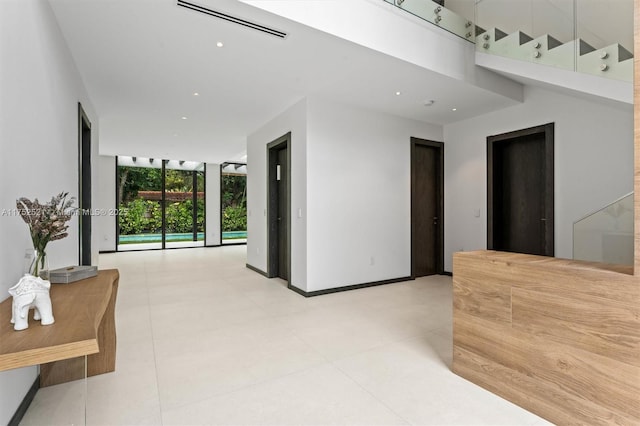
[9,274,55,331]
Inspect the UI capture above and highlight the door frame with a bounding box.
[410,137,444,278]
[161,159,167,249]
[266,132,291,282]
[78,103,92,265]
[487,122,554,256]
[219,162,248,246]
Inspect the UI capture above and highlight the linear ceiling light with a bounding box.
[177,0,287,39]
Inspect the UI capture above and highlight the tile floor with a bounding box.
[20,246,550,425]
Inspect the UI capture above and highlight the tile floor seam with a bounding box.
[327,329,453,382]
[287,326,387,363]
[151,312,333,415]
[330,360,413,426]
[291,324,442,365]
[156,356,334,415]
[144,273,166,426]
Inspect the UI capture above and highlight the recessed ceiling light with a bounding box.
[181,116,188,120]
[216,41,224,48]
[193,92,199,96]
[395,91,401,96]
[452,108,457,111]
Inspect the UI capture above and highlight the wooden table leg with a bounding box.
[40,357,85,387]
[87,278,118,377]
[40,277,118,387]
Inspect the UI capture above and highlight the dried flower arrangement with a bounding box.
[16,192,76,278]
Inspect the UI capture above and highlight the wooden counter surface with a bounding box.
[0,269,119,376]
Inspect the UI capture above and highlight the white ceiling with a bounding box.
[49,0,519,164]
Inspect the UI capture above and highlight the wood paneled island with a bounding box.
[452,251,639,424]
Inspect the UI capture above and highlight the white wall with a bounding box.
[573,192,633,265]
[305,98,442,292]
[247,99,308,289]
[241,0,469,79]
[443,85,633,271]
[0,0,98,423]
[97,155,116,252]
[240,0,522,103]
[442,0,474,22]
[206,163,221,246]
[247,97,443,292]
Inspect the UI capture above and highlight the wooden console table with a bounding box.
[0,269,119,387]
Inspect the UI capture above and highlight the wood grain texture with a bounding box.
[512,288,640,367]
[87,273,118,376]
[453,346,634,426]
[452,273,511,323]
[40,356,86,387]
[635,0,640,275]
[0,270,119,374]
[453,251,640,425]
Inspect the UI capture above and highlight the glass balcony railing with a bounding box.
[475,0,633,83]
[384,0,475,43]
[573,192,633,266]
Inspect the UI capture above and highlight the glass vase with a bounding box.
[24,248,50,280]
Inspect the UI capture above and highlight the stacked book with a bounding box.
[49,265,98,284]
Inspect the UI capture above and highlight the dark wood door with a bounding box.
[488,123,554,256]
[276,147,288,280]
[411,139,443,277]
[267,133,290,282]
[79,104,92,266]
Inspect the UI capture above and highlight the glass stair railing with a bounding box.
[476,0,633,83]
[385,0,632,83]
[384,0,475,43]
[573,192,634,266]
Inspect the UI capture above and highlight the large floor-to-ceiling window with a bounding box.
[221,162,247,245]
[117,156,205,251]
[164,160,205,248]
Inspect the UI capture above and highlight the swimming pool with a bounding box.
[119,232,204,243]
[119,231,246,243]
[222,231,247,239]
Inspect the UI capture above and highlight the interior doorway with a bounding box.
[78,103,92,265]
[267,133,291,282]
[487,123,554,256]
[411,138,444,277]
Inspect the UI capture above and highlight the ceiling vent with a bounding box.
[177,0,287,39]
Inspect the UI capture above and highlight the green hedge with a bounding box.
[119,199,161,234]
[119,198,246,235]
[222,206,247,232]
[119,199,205,235]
